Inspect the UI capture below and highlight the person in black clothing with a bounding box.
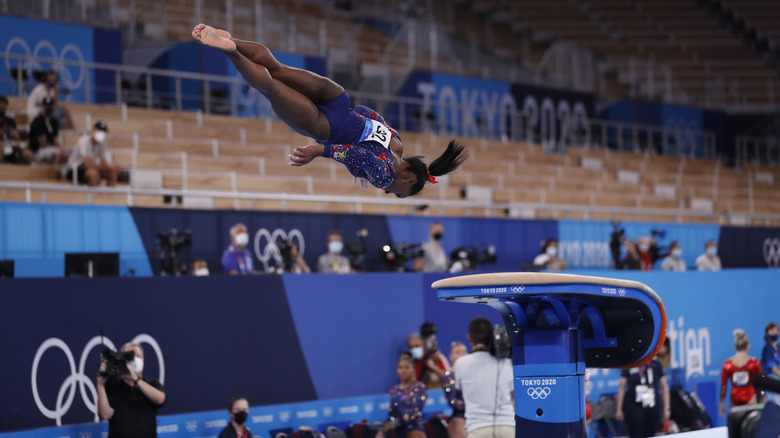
[24,96,66,164]
[218,397,253,438]
[96,342,166,438]
[0,96,23,163]
[615,357,671,438]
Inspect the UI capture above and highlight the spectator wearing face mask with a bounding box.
[25,96,66,164]
[317,230,351,274]
[26,70,73,129]
[413,222,449,272]
[191,259,210,276]
[660,241,686,271]
[532,238,567,270]
[218,397,252,438]
[0,95,23,164]
[636,236,664,271]
[221,223,257,275]
[696,240,722,271]
[65,121,121,186]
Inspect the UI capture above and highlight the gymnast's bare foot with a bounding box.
[192,24,236,54]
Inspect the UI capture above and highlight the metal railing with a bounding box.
[2,180,778,226]
[1,52,722,159]
[735,135,780,168]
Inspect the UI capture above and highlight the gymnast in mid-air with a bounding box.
[192,24,467,198]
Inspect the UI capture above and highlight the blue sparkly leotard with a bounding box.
[387,381,427,438]
[443,371,465,419]
[316,93,400,189]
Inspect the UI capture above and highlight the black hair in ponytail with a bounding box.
[404,140,468,196]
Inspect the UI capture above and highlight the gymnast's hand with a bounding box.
[289,144,323,167]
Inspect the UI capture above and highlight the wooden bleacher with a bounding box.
[2,98,779,224]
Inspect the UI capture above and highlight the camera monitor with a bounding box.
[64,252,120,277]
[0,260,14,278]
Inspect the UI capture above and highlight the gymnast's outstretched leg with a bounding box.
[192,24,332,141]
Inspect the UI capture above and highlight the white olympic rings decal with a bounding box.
[511,286,525,293]
[527,387,551,400]
[5,37,86,92]
[31,334,164,425]
[253,228,305,271]
[763,238,780,268]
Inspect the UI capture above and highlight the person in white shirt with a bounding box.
[413,222,449,272]
[26,70,73,129]
[454,317,515,438]
[696,240,722,271]
[532,238,567,270]
[660,241,686,271]
[66,121,121,186]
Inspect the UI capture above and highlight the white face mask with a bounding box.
[410,347,423,360]
[329,241,343,254]
[128,356,144,374]
[671,248,682,258]
[94,131,106,143]
[706,246,717,256]
[546,246,557,257]
[194,268,210,276]
[638,243,650,252]
[234,232,249,247]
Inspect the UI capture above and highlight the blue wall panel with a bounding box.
[0,202,152,277]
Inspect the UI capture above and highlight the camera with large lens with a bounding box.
[156,228,193,276]
[490,325,512,359]
[381,242,424,272]
[346,229,369,272]
[449,243,497,273]
[100,347,134,379]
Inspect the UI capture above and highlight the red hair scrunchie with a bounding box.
[427,170,438,184]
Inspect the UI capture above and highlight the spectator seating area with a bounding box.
[1,97,778,226]
[124,0,780,105]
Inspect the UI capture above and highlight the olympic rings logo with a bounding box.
[4,37,86,94]
[31,334,164,425]
[511,286,525,293]
[527,387,551,400]
[763,238,780,268]
[253,228,305,271]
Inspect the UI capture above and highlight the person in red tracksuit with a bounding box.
[719,328,762,417]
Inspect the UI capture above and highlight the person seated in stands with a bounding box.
[0,96,23,164]
[26,70,73,129]
[532,238,568,271]
[660,241,686,272]
[65,121,121,186]
[696,240,722,271]
[317,230,351,274]
[221,223,258,275]
[191,259,210,276]
[636,236,664,271]
[24,96,66,164]
[381,352,427,438]
[413,222,449,273]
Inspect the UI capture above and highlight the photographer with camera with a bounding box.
[454,317,514,438]
[412,222,449,273]
[96,343,166,438]
[277,240,310,274]
[221,223,257,275]
[609,223,666,270]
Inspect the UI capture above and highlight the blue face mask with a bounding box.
[44,108,54,116]
[769,334,779,342]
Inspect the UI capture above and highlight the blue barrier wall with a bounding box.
[0,269,778,435]
[2,203,779,277]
